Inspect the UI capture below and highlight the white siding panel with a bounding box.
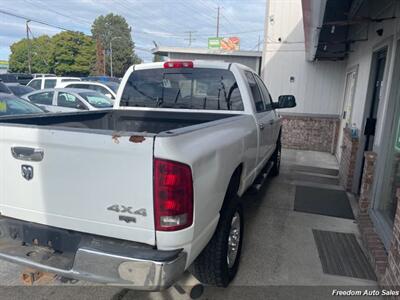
[262,0,346,115]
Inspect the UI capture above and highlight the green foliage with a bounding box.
[153,54,164,62]
[91,13,140,77]
[51,31,95,76]
[9,35,53,73]
[9,32,95,76]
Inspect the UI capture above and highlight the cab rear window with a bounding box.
[120,68,244,111]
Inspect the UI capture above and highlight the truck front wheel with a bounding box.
[190,197,243,287]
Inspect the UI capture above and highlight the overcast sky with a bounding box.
[0,0,266,62]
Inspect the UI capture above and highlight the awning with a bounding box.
[302,0,367,61]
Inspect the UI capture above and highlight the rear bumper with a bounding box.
[0,217,186,290]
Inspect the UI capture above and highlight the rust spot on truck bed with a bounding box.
[129,135,146,143]
[112,134,121,144]
[21,268,56,285]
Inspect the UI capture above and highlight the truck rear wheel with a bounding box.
[190,197,243,287]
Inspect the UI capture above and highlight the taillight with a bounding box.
[154,158,193,231]
[163,61,194,69]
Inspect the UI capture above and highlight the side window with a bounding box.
[68,84,89,89]
[254,75,273,111]
[28,92,54,105]
[93,85,110,95]
[57,92,86,109]
[28,79,42,90]
[245,71,265,112]
[44,79,56,89]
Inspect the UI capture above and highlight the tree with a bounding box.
[91,13,140,77]
[51,31,96,76]
[153,54,164,62]
[9,35,53,73]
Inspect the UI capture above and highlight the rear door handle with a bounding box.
[11,147,44,162]
[269,120,275,125]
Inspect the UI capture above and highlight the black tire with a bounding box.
[270,137,281,177]
[190,196,244,287]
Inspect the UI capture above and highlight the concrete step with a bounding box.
[283,170,340,186]
[291,180,345,191]
[286,164,339,177]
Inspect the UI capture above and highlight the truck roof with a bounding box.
[133,60,251,71]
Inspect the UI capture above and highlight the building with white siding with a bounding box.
[262,0,400,289]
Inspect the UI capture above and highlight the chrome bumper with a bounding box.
[0,217,186,290]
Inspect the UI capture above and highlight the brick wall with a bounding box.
[357,151,389,278]
[381,189,400,291]
[281,114,340,153]
[339,128,359,191]
[358,152,377,213]
[357,152,400,294]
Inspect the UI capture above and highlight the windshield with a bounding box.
[0,82,12,94]
[120,68,243,111]
[8,85,34,96]
[79,92,113,108]
[104,81,119,93]
[0,95,44,116]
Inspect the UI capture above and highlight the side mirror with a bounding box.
[105,93,113,99]
[273,95,296,109]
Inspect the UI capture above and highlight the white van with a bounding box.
[27,77,81,90]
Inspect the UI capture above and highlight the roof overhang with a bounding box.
[152,46,262,58]
[303,0,364,61]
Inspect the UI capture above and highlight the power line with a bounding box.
[0,8,75,32]
[23,0,91,26]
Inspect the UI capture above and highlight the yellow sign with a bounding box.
[0,101,7,112]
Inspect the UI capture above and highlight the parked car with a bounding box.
[84,75,121,83]
[0,93,45,117]
[27,77,81,90]
[22,88,113,112]
[5,83,35,96]
[32,73,56,78]
[0,73,34,85]
[0,61,296,290]
[57,81,118,101]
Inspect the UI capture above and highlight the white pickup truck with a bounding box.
[0,61,295,290]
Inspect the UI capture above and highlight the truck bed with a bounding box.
[0,110,239,135]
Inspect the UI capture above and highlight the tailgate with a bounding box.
[0,126,156,245]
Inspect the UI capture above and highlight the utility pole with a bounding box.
[109,36,122,78]
[110,40,113,77]
[103,49,106,75]
[184,31,196,47]
[216,6,220,37]
[26,20,32,74]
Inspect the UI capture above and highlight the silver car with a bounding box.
[22,88,113,113]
